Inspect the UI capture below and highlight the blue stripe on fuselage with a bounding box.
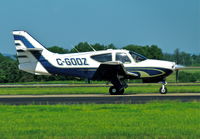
[13,35,34,48]
[31,51,96,79]
[127,67,162,76]
[126,67,173,77]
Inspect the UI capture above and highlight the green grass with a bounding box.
[0,84,200,95]
[0,101,199,138]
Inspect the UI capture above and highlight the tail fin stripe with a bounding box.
[17,55,28,58]
[14,35,34,48]
[17,49,25,52]
[15,43,21,46]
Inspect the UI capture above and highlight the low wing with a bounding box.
[92,62,139,81]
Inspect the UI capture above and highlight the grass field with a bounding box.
[0,101,199,138]
[0,84,200,95]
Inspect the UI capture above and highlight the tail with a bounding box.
[12,30,51,75]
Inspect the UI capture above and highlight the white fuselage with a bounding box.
[13,30,175,81]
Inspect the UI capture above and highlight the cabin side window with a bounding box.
[91,53,112,62]
[116,53,131,64]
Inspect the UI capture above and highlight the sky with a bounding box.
[0,0,199,55]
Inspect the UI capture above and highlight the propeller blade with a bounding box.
[174,64,184,83]
[176,70,179,83]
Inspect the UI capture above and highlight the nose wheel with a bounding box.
[159,81,167,94]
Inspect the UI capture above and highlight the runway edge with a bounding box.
[0,93,199,105]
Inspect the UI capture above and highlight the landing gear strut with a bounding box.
[109,75,127,95]
[159,81,167,94]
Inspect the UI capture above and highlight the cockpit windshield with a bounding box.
[129,51,147,62]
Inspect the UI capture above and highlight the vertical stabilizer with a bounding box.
[13,31,51,75]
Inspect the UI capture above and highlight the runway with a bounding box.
[0,93,199,105]
[0,83,200,89]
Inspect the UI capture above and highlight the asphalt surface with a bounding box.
[0,93,199,105]
[0,83,200,88]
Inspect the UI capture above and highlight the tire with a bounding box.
[118,88,124,95]
[159,86,167,94]
[109,86,125,95]
[109,86,117,95]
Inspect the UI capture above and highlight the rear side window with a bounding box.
[91,53,112,62]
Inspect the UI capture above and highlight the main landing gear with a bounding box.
[109,76,127,95]
[159,81,167,94]
[109,86,124,95]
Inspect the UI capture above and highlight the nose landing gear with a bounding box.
[159,81,167,94]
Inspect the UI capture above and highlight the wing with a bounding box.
[92,62,139,81]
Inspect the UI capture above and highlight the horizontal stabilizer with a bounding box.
[26,48,43,51]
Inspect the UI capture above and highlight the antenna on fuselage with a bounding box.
[88,43,96,51]
[73,47,79,53]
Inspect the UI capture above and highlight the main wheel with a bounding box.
[159,86,167,94]
[109,86,124,95]
[109,86,117,95]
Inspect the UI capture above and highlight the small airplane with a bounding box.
[12,30,178,95]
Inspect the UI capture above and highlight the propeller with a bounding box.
[174,64,184,83]
[175,69,179,83]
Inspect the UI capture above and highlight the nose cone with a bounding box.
[162,61,176,70]
[174,64,184,70]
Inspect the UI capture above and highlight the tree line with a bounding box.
[0,42,199,83]
[49,43,200,66]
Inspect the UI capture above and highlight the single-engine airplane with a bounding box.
[12,30,177,95]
